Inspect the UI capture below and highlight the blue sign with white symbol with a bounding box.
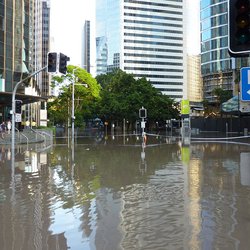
[241,67,250,101]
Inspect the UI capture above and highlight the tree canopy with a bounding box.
[48,68,179,129]
[48,65,101,127]
[96,69,179,129]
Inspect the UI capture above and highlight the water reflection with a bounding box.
[0,136,250,249]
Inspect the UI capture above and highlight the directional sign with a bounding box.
[240,67,250,101]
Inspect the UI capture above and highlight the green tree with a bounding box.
[96,70,179,130]
[212,87,232,104]
[48,65,101,127]
[212,87,232,116]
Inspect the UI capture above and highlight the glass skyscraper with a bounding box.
[96,0,186,101]
[0,0,50,125]
[200,0,250,103]
[0,0,30,93]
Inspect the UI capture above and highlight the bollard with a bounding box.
[244,128,248,136]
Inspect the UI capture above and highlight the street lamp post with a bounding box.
[71,67,88,144]
[11,66,47,149]
[72,69,76,144]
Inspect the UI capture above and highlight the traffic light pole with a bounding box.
[11,66,47,150]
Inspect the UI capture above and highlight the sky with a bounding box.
[50,0,200,67]
[50,0,96,66]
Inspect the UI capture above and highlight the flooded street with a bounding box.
[1,134,250,250]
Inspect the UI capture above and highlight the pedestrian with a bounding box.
[0,124,3,139]
[7,120,11,134]
[25,120,30,128]
[0,122,6,139]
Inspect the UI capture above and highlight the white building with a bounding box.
[96,0,187,101]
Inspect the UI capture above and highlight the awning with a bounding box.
[0,91,48,107]
[221,95,239,113]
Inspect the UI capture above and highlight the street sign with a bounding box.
[240,101,250,112]
[15,113,21,122]
[240,67,250,101]
[181,99,190,115]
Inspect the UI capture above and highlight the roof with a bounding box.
[221,95,239,113]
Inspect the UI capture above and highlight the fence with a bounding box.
[191,117,250,133]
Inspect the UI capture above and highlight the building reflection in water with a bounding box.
[0,137,250,249]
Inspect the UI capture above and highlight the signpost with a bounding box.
[139,107,147,142]
[240,67,250,101]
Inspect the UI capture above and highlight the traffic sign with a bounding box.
[240,67,250,101]
[15,113,21,122]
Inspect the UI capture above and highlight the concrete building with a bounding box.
[82,20,91,73]
[96,0,187,101]
[187,55,202,103]
[187,54,203,116]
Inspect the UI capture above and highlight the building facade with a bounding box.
[200,0,250,104]
[96,0,187,101]
[0,0,50,126]
[82,20,91,73]
[187,55,202,103]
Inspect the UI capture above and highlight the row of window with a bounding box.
[124,0,182,8]
[124,26,183,34]
[201,36,228,52]
[124,19,182,28]
[201,2,227,20]
[201,48,230,64]
[150,81,183,85]
[134,74,183,79]
[124,53,182,59]
[124,39,183,47]
[124,46,182,53]
[125,67,183,72]
[124,13,182,22]
[124,60,182,66]
[201,59,231,75]
[124,6,182,16]
[201,13,227,31]
[124,33,183,41]
[201,0,225,10]
[202,24,227,42]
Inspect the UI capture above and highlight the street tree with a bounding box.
[96,70,179,130]
[212,87,233,116]
[48,65,101,127]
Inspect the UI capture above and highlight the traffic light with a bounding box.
[139,107,147,118]
[59,53,70,74]
[15,100,22,114]
[228,0,250,56]
[47,52,57,72]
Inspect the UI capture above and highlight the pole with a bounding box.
[72,69,76,144]
[11,66,47,149]
[11,66,47,184]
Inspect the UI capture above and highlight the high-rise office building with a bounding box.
[82,20,91,73]
[96,0,187,101]
[200,0,250,103]
[0,0,50,125]
[0,0,30,93]
[187,55,202,103]
[32,0,51,126]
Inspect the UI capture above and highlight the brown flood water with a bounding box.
[1,134,250,250]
